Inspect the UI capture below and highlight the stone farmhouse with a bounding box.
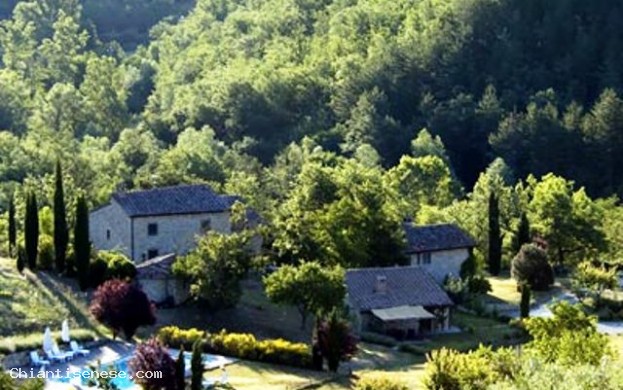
[89,184,254,263]
[404,222,476,283]
[345,266,454,338]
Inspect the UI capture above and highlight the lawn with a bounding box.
[151,276,314,342]
[485,274,567,308]
[215,342,426,390]
[0,257,103,354]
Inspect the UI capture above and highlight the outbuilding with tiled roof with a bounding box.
[345,266,454,338]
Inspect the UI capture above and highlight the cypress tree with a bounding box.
[74,195,90,290]
[53,160,69,273]
[513,212,531,254]
[24,191,39,270]
[520,283,531,319]
[7,193,16,257]
[175,346,186,390]
[488,192,502,276]
[190,340,203,390]
[16,246,25,273]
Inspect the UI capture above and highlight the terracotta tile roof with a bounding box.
[345,266,453,311]
[404,223,475,254]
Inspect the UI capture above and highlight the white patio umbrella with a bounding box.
[61,319,71,343]
[43,327,54,352]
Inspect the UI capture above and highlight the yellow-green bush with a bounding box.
[209,330,258,359]
[156,326,312,368]
[355,376,410,390]
[157,326,205,350]
[37,235,54,271]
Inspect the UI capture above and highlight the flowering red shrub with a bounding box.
[314,311,358,372]
[89,279,156,340]
[129,338,177,390]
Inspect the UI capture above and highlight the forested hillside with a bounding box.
[0,0,195,49]
[2,0,623,265]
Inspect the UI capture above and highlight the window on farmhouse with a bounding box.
[148,223,158,236]
[201,219,211,232]
[147,249,159,259]
[417,252,432,265]
[106,229,110,240]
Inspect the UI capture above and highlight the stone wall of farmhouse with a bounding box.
[133,211,231,263]
[138,278,190,305]
[89,202,132,259]
[410,248,469,284]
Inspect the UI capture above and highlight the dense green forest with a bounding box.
[0,0,196,49]
[2,0,623,268]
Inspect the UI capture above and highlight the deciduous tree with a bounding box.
[90,279,156,340]
[264,262,345,329]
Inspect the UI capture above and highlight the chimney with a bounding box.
[375,275,388,293]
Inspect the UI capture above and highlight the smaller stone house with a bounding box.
[135,253,189,306]
[345,266,454,338]
[404,223,476,284]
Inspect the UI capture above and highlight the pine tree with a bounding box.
[520,283,531,319]
[488,192,502,276]
[190,340,203,390]
[74,195,90,290]
[24,191,39,270]
[7,193,16,257]
[175,346,186,390]
[53,160,69,273]
[513,212,531,254]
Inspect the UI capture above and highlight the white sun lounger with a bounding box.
[30,351,51,367]
[53,344,75,360]
[70,340,90,356]
[45,347,71,362]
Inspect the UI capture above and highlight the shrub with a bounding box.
[158,326,206,350]
[511,244,554,291]
[0,371,44,390]
[88,257,109,288]
[129,338,176,390]
[90,279,156,340]
[355,376,409,390]
[89,251,137,288]
[443,275,466,303]
[314,311,358,372]
[156,326,313,369]
[466,275,492,295]
[207,330,312,368]
[37,235,55,271]
[423,346,518,390]
[523,301,613,366]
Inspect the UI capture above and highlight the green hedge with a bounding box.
[359,331,398,347]
[355,377,410,390]
[157,326,312,369]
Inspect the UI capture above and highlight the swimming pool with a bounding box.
[53,350,232,390]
